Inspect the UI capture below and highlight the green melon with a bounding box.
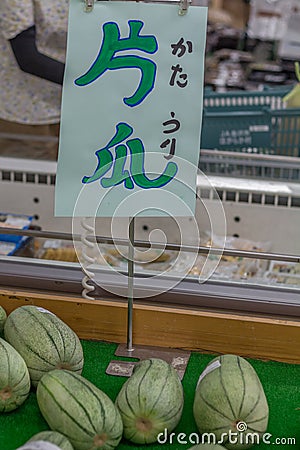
[17,441,62,450]
[0,305,7,334]
[4,305,84,387]
[0,337,31,413]
[28,431,74,450]
[37,369,123,450]
[193,354,269,450]
[115,358,184,444]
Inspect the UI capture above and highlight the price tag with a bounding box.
[196,359,221,388]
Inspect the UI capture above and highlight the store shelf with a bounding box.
[1,287,300,364]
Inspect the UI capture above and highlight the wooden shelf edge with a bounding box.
[1,288,300,364]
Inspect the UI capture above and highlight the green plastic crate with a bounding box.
[201,87,300,156]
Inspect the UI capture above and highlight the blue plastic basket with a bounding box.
[201,87,300,156]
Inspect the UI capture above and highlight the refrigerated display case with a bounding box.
[0,143,299,364]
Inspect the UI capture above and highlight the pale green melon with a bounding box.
[37,369,123,450]
[17,441,62,450]
[115,358,184,444]
[0,305,7,334]
[0,337,31,412]
[4,305,84,387]
[193,355,269,450]
[28,431,74,450]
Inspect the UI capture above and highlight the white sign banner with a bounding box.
[55,0,207,217]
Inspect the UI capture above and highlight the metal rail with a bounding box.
[0,132,59,143]
[200,149,300,164]
[3,227,300,263]
[0,258,299,318]
[199,149,300,181]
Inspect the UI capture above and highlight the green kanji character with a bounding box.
[75,21,158,107]
[82,122,178,189]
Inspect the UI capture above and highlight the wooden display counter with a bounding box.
[1,287,300,364]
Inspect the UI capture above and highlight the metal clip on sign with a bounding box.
[84,0,94,12]
[178,0,189,15]
[84,0,191,14]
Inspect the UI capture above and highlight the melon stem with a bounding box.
[0,386,12,400]
[55,362,72,370]
[233,419,247,431]
[136,417,153,432]
[93,433,107,447]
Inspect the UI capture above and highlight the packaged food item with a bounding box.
[0,237,31,256]
[36,240,174,270]
[247,0,292,41]
[101,245,175,273]
[0,241,20,256]
[278,3,300,61]
[0,213,33,243]
[37,240,79,263]
[264,272,300,287]
[268,261,300,275]
[187,233,271,281]
[263,260,300,288]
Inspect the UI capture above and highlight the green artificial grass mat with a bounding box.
[1,340,300,449]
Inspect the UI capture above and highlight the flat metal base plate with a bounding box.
[106,343,191,380]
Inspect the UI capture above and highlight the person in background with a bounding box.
[0,0,68,160]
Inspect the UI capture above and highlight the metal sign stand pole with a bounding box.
[106,214,191,379]
[127,217,135,352]
[102,0,195,379]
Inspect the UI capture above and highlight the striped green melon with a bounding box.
[4,305,83,387]
[0,337,31,412]
[193,354,269,450]
[17,442,62,450]
[0,305,7,334]
[37,369,123,450]
[28,431,74,450]
[115,358,184,444]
